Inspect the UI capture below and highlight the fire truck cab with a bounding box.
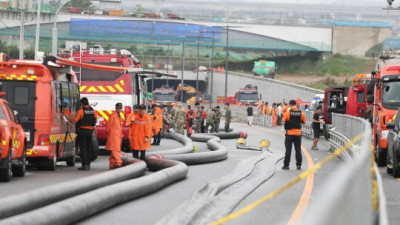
[234,84,260,106]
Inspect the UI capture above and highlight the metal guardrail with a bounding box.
[227,71,324,95]
[328,113,368,160]
[232,109,387,225]
[301,110,314,139]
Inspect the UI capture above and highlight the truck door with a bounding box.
[324,89,344,124]
[0,81,36,148]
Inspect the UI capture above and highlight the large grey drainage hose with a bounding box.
[147,132,194,156]
[0,157,146,219]
[157,149,284,225]
[0,158,188,225]
[159,132,246,165]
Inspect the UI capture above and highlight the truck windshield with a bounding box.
[382,81,400,109]
[239,93,258,101]
[154,93,175,102]
[75,63,125,81]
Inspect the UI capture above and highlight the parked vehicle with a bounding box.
[234,84,260,106]
[386,109,400,178]
[0,56,79,170]
[59,46,141,152]
[369,65,400,166]
[252,60,276,79]
[0,92,27,182]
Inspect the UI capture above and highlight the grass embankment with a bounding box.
[228,54,377,90]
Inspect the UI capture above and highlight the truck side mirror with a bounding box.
[367,95,374,104]
[386,122,395,130]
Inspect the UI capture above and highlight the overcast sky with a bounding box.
[123,0,390,7]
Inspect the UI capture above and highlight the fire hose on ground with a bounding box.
[0,158,188,225]
[0,157,146,219]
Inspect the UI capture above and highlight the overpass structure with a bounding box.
[0,11,331,53]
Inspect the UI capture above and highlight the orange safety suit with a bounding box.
[150,115,161,136]
[272,107,277,127]
[153,107,163,134]
[264,106,270,115]
[131,113,152,151]
[126,112,138,150]
[105,112,123,168]
[282,105,290,114]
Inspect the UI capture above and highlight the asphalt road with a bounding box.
[0,122,399,225]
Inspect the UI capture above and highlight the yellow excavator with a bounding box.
[175,83,197,104]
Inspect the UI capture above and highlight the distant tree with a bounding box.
[134,4,144,16]
[66,0,93,10]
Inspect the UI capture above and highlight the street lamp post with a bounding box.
[19,7,25,59]
[34,0,41,60]
[210,31,215,106]
[224,24,229,104]
[196,35,200,99]
[52,0,71,56]
[180,38,185,102]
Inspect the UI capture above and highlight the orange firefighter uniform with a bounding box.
[131,113,152,151]
[105,112,123,168]
[126,111,138,150]
[153,107,163,132]
[272,107,277,127]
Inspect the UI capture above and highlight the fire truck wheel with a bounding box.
[91,139,99,162]
[66,154,76,167]
[393,151,400,178]
[12,141,26,177]
[387,150,393,174]
[376,142,387,167]
[47,147,57,171]
[0,149,12,182]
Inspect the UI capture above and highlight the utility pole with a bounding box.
[224,24,229,103]
[166,43,170,87]
[34,0,41,60]
[210,31,215,106]
[180,39,185,102]
[196,35,200,99]
[19,1,25,59]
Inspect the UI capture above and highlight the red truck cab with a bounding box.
[0,92,27,182]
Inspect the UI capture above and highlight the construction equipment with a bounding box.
[252,60,276,79]
[175,83,197,104]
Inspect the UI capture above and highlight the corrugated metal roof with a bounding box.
[319,20,392,28]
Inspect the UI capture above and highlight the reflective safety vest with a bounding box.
[285,110,302,130]
[80,107,96,127]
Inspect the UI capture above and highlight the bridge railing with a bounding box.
[301,110,314,139]
[227,71,324,95]
[301,113,388,225]
[232,108,387,225]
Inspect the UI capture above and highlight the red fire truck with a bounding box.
[234,84,260,106]
[59,46,141,151]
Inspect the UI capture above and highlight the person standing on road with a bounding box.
[272,103,277,127]
[206,108,216,133]
[247,104,253,126]
[126,105,139,152]
[201,106,207,133]
[152,104,163,145]
[214,106,221,133]
[282,100,306,170]
[225,103,232,132]
[311,105,324,150]
[66,97,97,171]
[173,102,186,135]
[105,103,124,169]
[131,104,152,161]
[195,102,203,133]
